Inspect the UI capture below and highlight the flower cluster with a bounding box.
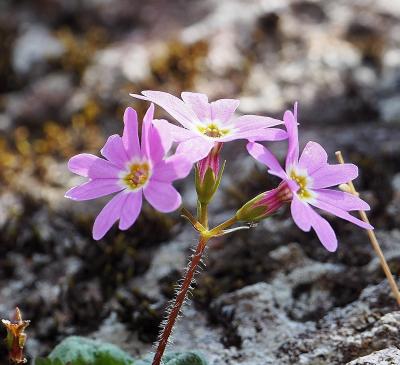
[66,90,372,249]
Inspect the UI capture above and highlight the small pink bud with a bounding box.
[198,143,223,182]
[195,143,225,204]
[236,181,292,222]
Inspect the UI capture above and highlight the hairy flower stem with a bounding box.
[152,214,238,365]
[152,235,209,365]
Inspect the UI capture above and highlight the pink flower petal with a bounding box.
[153,119,197,143]
[307,206,338,252]
[143,181,182,212]
[92,191,129,240]
[290,195,312,231]
[176,137,214,163]
[122,107,141,159]
[246,142,287,179]
[292,198,338,251]
[233,115,283,132]
[65,179,123,201]
[181,92,210,121]
[284,107,299,169]
[146,127,170,163]
[227,128,287,142]
[310,199,373,230]
[313,189,370,211]
[134,91,201,130]
[141,103,154,159]
[311,163,358,189]
[210,99,240,124]
[68,154,121,178]
[152,155,192,182]
[101,134,129,168]
[119,191,143,230]
[298,141,328,175]
[140,104,171,164]
[152,120,173,157]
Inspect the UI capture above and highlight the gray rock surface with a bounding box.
[346,347,400,365]
[88,241,400,365]
[12,25,65,75]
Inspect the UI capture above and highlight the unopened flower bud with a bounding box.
[195,143,224,204]
[198,143,222,182]
[236,181,292,222]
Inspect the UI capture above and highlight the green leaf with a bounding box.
[35,358,64,365]
[136,351,207,365]
[44,336,135,365]
[35,358,51,365]
[235,192,270,222]
[163,352,208,365]
[35,336,207,365]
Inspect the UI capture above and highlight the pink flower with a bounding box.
[247,102,373,252]
[130,91,287,162]
[65,104,192,240]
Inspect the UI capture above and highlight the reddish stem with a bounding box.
[152,235,208,365]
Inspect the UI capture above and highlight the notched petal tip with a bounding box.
[64,192,73,200]
[64,187,78,200]
[129,92,148,100]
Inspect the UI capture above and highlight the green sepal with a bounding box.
[214,160,226,195]
[235,193,269,222]
[195,161,226,204]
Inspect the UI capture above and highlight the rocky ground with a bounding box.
[0,0,400,364]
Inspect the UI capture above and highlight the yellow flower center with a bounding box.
[290,170,313,201]
[198,123,230,138]
[123,162,150,190]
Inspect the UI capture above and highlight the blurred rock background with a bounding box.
[0,0,399,364]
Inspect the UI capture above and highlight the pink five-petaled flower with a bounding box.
[130,91,288,162]
[246,102,373,252]
[65,104,192,240]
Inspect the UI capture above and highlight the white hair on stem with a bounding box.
[152,241,209,354]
